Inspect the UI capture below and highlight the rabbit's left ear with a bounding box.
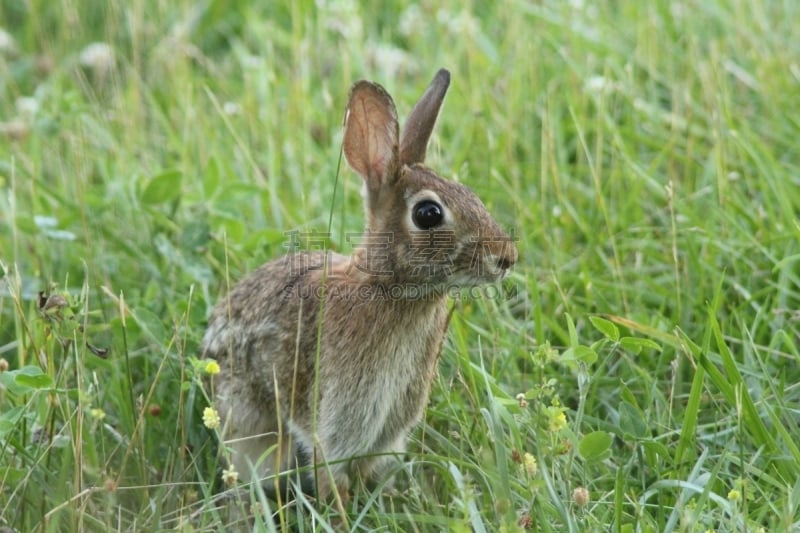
[343,81,399,191]
[399,68,451,165]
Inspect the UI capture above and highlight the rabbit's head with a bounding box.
[343,69,517,290]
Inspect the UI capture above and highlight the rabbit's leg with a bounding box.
[216,389,292,482]
[307,443,351,502]
[284,423,351,501]
[361,433,408,492]
[307,402,407,499]
[225,425,291,482]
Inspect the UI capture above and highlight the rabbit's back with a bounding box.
[202,251,341,405]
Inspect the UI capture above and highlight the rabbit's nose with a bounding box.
[496,256,514,271]
[495,241,518,271]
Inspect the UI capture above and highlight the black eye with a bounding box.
[412,200,444,229]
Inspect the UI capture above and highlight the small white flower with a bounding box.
[367,44,416,78]
[436,9,479,37]
[399,4,423,37]
[317,0,363,39]
[241,54,264,70]
[222,466,239,485]
[223,102,241,116]
[16,97,39,117]
[80,42,115,73]
[584,76,616,94]
[670,2,688,19]
[0,28,17,55]
[515,393,529,408]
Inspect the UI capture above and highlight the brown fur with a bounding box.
[201,69,517,500]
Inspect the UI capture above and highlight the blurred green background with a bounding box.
[1,1,799,531]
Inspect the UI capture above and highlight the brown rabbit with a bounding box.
[202,68,517,500]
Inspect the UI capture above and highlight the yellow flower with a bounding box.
[222,466,239,486]
[522,452,537,476]
[203,407,220,429]
[550,411,567,431]
[90,408,106,420]
[204,360,221,375]
[728,489,741,501]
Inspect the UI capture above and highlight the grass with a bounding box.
[1,0,799,531]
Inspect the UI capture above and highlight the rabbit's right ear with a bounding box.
[343,81,400,192]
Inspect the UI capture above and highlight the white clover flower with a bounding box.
[0,28,17,55]
[16,96,39,117]
[584,76,616,95]
[515,393,529,408]
[317,0,363,39]
[223,102,241,116]
[399,4,423,37]
[367,43,416,78]
[436,9,479,37]
[80,42,115,74]
[222,465,239,485]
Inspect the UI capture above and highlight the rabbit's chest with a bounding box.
[351,327,445,448]
[319,299,448,449]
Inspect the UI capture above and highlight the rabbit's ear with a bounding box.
[343,81,400,191]
[399,68,451,165]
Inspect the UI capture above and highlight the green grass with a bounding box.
[1,0,799,531]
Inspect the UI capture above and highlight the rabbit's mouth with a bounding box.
[459,241,517,284]
[484,253,516,280]
[446,263,510,288]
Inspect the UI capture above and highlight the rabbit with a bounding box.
[201,68,518,501]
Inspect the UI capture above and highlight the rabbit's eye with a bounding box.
[412,200,444,229]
